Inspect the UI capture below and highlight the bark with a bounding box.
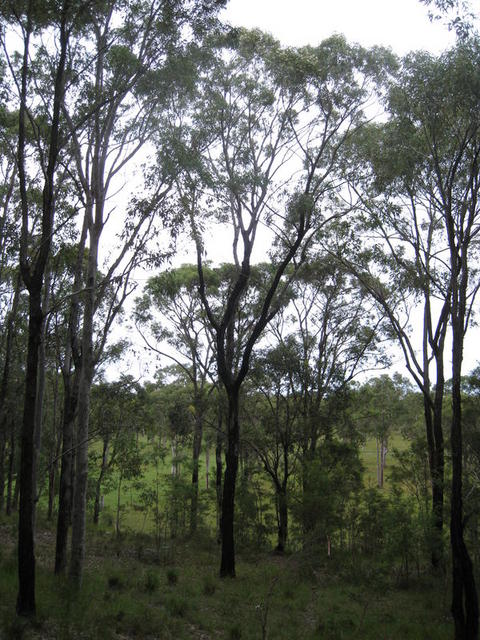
[205,439,210,490]
[220,391,239,577]
[215,425,223,544]
[54,369,79,574]
[6,428,15,516]
[190,410,203,534]
[115,472,122,537]
[54,216,86,573]
[450,313,478,639]
[0,273,22,512]
[276,489,287,554]
[16,1,69,614]
[69,222,98,585]
[93,437,109,524]
[0,435,5,511]
[17,290,43,616]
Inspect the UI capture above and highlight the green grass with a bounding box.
[91,431,407,539]
[0,516,453,639]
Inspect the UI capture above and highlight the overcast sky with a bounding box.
[222,0,455,54]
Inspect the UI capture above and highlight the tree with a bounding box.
[350,40,480,637]
[1,0,84,615]
[59,0,226,586]
[168,30,392,576]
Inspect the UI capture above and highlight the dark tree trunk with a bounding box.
[17,293,43,616]
[220,391,239,578]
[276,488,288,554]
[54,214,86,573]
[190,410,203,534]
[451,314,478,639]
[0,434,5,511]
[215,425,223,544]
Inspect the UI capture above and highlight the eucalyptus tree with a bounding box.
[342,40,480,637]
[401,40,480,640]
[336,118,452,567]
[53,0,227,586]
[0,0,94,615]
[166,30,393,576]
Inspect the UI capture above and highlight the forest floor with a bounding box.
[0,513,453,640]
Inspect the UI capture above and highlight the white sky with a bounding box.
[221,0,455,54]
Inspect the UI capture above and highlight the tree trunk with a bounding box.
[54,371,79,574]
[115,472,122,537]
[17,292,43,616]
[54,216,86,574]
[0,273,22,513]
[276,489,287,554]
[93,437,109,525]
[6,428,15,516]
[0,433,5,512]
[451,313,478,639]
[215,426,222,544]
[69,220,98,586]
[205,439,210,490]
[190,410,203,534]
[220,390,239,578]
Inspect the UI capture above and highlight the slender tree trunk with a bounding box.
[220,390,239,578]
[6,428,15,516]
[115,472,122,537]
[0,273,22,512]
[93,437,109,524]
[215,426,222,544]
[0,434,5,511]
[276,488,287,553]
[54,216,86,574]
[54,372,79,574]
[69,222,98,586]
[32,271,50,527]
[205,439,210,490]
[451,311,478,639]
[190,409,203,534]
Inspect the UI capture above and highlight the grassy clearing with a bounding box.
[0,513,453,640]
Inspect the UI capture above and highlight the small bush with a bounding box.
[229,623,242,639]
[143,570,159,593]
[165,595,187,617]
